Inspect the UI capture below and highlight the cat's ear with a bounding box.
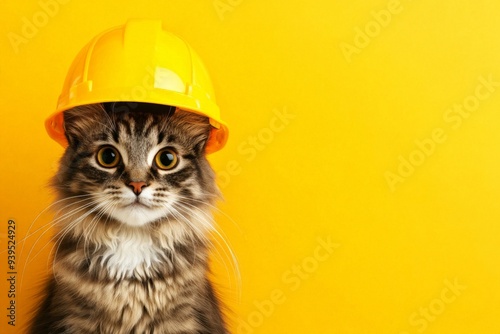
[189,126,211,156]
[194,136,209,156]
[63,104,107,147]
[173,110,212,156]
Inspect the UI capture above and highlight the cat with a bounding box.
[30,102,228,334]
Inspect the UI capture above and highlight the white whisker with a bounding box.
[174,201,241,297]
[18,194,94,257]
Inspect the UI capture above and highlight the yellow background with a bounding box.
[1,0,500,333]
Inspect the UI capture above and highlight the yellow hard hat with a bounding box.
[45,19,228,153]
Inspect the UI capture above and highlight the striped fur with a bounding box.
[30,103,227,334]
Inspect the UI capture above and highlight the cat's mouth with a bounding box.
[125,198,150,209]
[109,200,160,227]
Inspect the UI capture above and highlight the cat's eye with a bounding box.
[155,148,178,170]
[96,146,120,168]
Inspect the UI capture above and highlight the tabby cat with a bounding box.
[30,102,228,334]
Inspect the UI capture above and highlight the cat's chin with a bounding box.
[111,204,166,227]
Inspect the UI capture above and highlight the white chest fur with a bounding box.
[99,230,163,279]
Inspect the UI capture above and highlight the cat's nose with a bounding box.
[128,181,147,195]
